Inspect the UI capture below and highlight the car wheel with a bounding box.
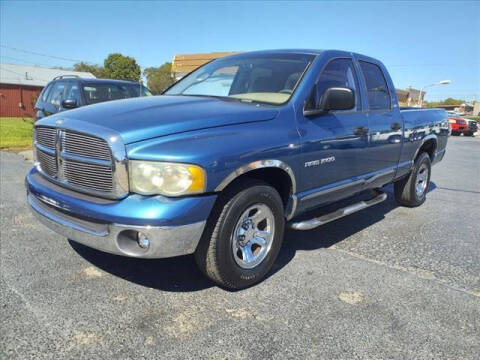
[464,131,473,136]
[394,152,431,207]
[195,179,285,290]
[451,131,459,136]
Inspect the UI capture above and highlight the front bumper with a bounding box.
[26,167,217,258]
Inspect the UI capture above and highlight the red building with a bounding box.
[0,63,95,118]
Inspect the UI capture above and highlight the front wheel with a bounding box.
[195,179,285,289]
[394,152,431,207]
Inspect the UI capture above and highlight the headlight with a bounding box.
[129,160,206,196]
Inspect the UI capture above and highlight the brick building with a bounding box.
[0,63,94,117]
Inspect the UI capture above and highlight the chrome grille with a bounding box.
[63,160,114,193]
[36,149,57,176]
[33,125,125,197]
[63,131,111,161]
[35,127,56,149]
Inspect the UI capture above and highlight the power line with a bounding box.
[0,54,63,68]
[1,44,93,64]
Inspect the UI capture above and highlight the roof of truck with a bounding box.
[222,49,377,61]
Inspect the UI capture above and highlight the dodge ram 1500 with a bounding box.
[27,50,449,289]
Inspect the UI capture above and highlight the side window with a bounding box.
[359,61,391,110]
[46,82,67,107]
[64,82,82,104]
[36,83,53,108]
[315,58,360,110]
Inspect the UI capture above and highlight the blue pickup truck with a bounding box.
[26,50,449,289]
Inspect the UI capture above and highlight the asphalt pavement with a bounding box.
[1,136,479,359]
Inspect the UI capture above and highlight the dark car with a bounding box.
[34,76,152,120]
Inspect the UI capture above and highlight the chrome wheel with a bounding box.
[415,163,429,197]
[232,203,275,269]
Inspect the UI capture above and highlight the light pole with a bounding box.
[418,80,451,107]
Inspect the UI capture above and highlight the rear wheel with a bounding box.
[464,131,473,136]
[195,179,285,289]
[394,152,431,207]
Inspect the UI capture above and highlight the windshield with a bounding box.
[82,83,152,104]
[165,53,314,104]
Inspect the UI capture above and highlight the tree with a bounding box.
[442,97,464,105]
[73,62,106,78]
[426,97,465,108]
[143,62,175,94]
[103,53,141,82]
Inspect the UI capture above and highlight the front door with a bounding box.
[297,58,369,211]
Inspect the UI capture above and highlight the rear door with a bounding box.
[297,57,369,211]
[357,59,403,180]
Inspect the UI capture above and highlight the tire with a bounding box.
[195,179,285,289]
[464,131,473,137]
[451,131,459,136]
[394,152,431,207]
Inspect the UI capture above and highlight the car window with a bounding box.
[46,81,67,107]
[82,83,148,104]
[183,66,239,97]
[40,83,53,102]
[314,58,360,110]
[359,61,391,110]
[166,53,314,105]
[64,82,82,104]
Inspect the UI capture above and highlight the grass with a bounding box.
[0,117,34,150]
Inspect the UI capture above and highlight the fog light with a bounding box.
[137,232,150,249]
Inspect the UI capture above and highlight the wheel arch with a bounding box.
[215,160,297,217]
[414,135,437,162]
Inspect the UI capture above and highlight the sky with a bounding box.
[1,0,479,101]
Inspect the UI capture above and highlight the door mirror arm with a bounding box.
[303,106,327,118]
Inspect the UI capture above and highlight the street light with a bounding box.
[418,80,452,107]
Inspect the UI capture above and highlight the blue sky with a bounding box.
[1,0,479,101]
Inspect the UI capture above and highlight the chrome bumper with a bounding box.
[27,193,206,259]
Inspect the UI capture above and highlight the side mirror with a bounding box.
[303,87,355,117]
[62,99,77,109]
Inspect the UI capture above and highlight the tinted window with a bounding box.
[82,83,150,104]
[46,82,67,107]
[36,82,53,108]
[359,61,391,110]
[315,58,360,110]
[64,82,82,104]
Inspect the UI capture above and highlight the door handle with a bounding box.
[391,122,402,131]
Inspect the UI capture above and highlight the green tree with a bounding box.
[103,53,141,82]
[73,62,106,78]
[426,97,465,108]
[143,62,175,94]
[442,97,464,105]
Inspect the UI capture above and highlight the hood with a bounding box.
[44,95,279,144]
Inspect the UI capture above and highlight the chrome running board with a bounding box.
[290,190,387,231]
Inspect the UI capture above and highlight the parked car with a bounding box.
[27,50,449,289]
[448,116,468,135]
[34,76,152,120]
[463,118,478,136]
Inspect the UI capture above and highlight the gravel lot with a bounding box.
[1,136,479,359]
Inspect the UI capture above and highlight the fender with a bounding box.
[215,159,297,193]
[412,133,437,161]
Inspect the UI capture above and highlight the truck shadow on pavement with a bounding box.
[70,183,436,292]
